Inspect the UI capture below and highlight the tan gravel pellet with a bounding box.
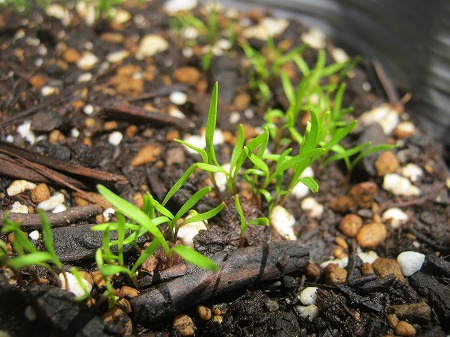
[395,321,416,336]
[356,222,387,248]
[31,183,51,203]
[372,258,406,284]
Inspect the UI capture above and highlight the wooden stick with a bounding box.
[103,100,187,127]
[131,241,309,324]
[0,141,128,185]
[0,205,102,229]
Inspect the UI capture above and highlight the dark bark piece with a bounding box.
[131,241,309,324]
[52,224,146,262]
[409,272,450,324]
[0,140,128,185]
[336,285,385,313]
[0,205,102,229]
[424,254,450,278]
[28,285,112,337]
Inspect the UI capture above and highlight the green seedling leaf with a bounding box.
[131,238,161,274]
[37,209,61,268]
[244,147,270,177]
[301,109,320,152]
[205,82,219,166]
[281,72,295,105]
[295,177,319,193]
[173,186,211,224]
[99,264,133,278]
[97,185,170,255]
[234,195,246,230]
[8,252,54,270]
[229,124,245,175]
[175,139,208,163]
[349,144,398,171]
[180,202,225,226]
[163,163,197,206]
[172,245,219,272]
[196,163,228,174]
[247,218,269,226]
[71,267,91,300]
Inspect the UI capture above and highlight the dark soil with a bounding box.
[0,1,449,337]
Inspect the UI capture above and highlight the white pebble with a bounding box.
[295,304,319,320]
[383,173,420,196]
[382,208,408,229]
[299,287,318,305]
[270,205,296,240]
[136,34,168,60]
[41,85,58,96]
[108,131,123,146]
[359,103,399,135]
[357,250,379,264]
[17,120,36,144]
[111,9,131,25]
[102,208,115,222]
[229,111,241,124]
[182,27,199,40]
[77,72,93,83]
[7,180,36,196]
[291,166,314,199]
[331,47,349,63]
[301,197,324,219]
[59,272,92,298]
[52,204,67,213]
[71,128,80,138]
[10,201,29,214]
[243,18,289,40]
[396,121,416,135]
[177,215,207,248]
[77,51,98,70]
[182,134,205,154]
[399,163,423,183]
[320,256,348,269]
[301,28,326,49]
[397,251,425,276]
[163,0,197,15]
[106,50,130,63]
[46,4,71,26]
[211,129,224,145]
[182,47,194,58]
[244,109,254,119]
[37,192,65,211]
[213,163,231,193]
[169,91,188,105]
[83,104,94,115]
[29,230,40,241]
[168,106,186,119]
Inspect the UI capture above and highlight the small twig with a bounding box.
[127,84,191,102]
[0,155,91,189]
[102,100,187,127]
[373,61,404,113]
[0,205,102,229]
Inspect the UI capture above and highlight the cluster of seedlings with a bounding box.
[0,0,394,322]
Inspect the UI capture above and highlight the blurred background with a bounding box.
[218,0,450,155]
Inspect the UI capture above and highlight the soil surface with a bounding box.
[0,1,449,337]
